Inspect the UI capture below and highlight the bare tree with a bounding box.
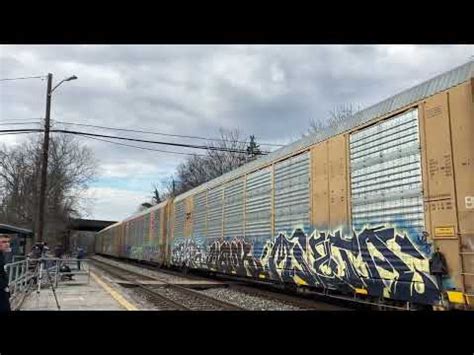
[0,134,97,245]
[308,103,363,135]
[203,128,250,179]
[307,118,327,135]
[155,128,261,197]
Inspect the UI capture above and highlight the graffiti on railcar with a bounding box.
[171,238,205,267]
[206,237,265,277]
[171,236,266,277]
[127,243,160,261]
[170,225,441,304]
[272,226,439,304]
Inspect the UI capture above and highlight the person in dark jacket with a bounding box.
[77,248,85,270]
[27,243,43,285]
[0,234,12,312]
[42,242,50,257]
[430,247,448,292]
[54,245,64,259]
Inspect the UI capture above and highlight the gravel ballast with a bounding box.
[199,288,302,310]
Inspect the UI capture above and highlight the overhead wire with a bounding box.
[0,122,41,126]
[76,134,206,157]
[0,131,41,136]
[0,75,45,82]
[50,129,265,155]
[0,128,43,134]
[0,128,265,155]
[0,117,44,122]
[54,120,283,147]
[0,119,278,152]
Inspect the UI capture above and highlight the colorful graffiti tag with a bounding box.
[171,226,441,305]
[127,243,161,262]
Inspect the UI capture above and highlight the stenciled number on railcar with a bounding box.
[466,196,474,209]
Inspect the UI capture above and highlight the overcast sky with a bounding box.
[1,45,473,221]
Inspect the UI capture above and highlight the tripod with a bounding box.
[36,258,61,310]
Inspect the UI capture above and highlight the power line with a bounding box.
[75,133,206,157]
[0,122,41,126]
[0,117,43,122]
[0,128,267,155]
[0,131,41,136]
[0,129,41,137]
[54,120,284,147]
[0,128,43,134]
[0,75,45,82]
[0,119,282,149]
[51,129,265,155]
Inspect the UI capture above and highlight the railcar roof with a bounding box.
[122,199,168,223]
[97,200,169,233]
[175,60,474,202]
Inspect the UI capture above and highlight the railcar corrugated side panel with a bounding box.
[420,81,474,304]
[449,82,474,305]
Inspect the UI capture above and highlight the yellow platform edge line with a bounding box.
[90,271,138,311]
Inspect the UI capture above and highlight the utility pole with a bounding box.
[36,73,53,243]
[34,73,77,244]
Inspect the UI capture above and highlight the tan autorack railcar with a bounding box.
[96,200,171,265]
[97,61,473,309]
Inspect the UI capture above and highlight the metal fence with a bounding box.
[4,257,91,310]
[5,259,35,308]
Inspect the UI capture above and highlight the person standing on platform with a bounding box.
[54,245,64,259]
[430,246,449,306]
[0,234,12,312]
[77,247,85,270]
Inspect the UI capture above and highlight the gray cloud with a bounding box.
[1,45,473,220]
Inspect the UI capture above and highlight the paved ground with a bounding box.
[20,269,138,311]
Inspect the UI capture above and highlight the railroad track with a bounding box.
[91,259,243,311]
[93,256,352,310]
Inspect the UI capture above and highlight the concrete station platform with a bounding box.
[19,268,138,311]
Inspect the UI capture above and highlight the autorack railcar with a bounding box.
[96,61,474,309]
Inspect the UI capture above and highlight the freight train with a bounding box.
[95,61,474,309]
